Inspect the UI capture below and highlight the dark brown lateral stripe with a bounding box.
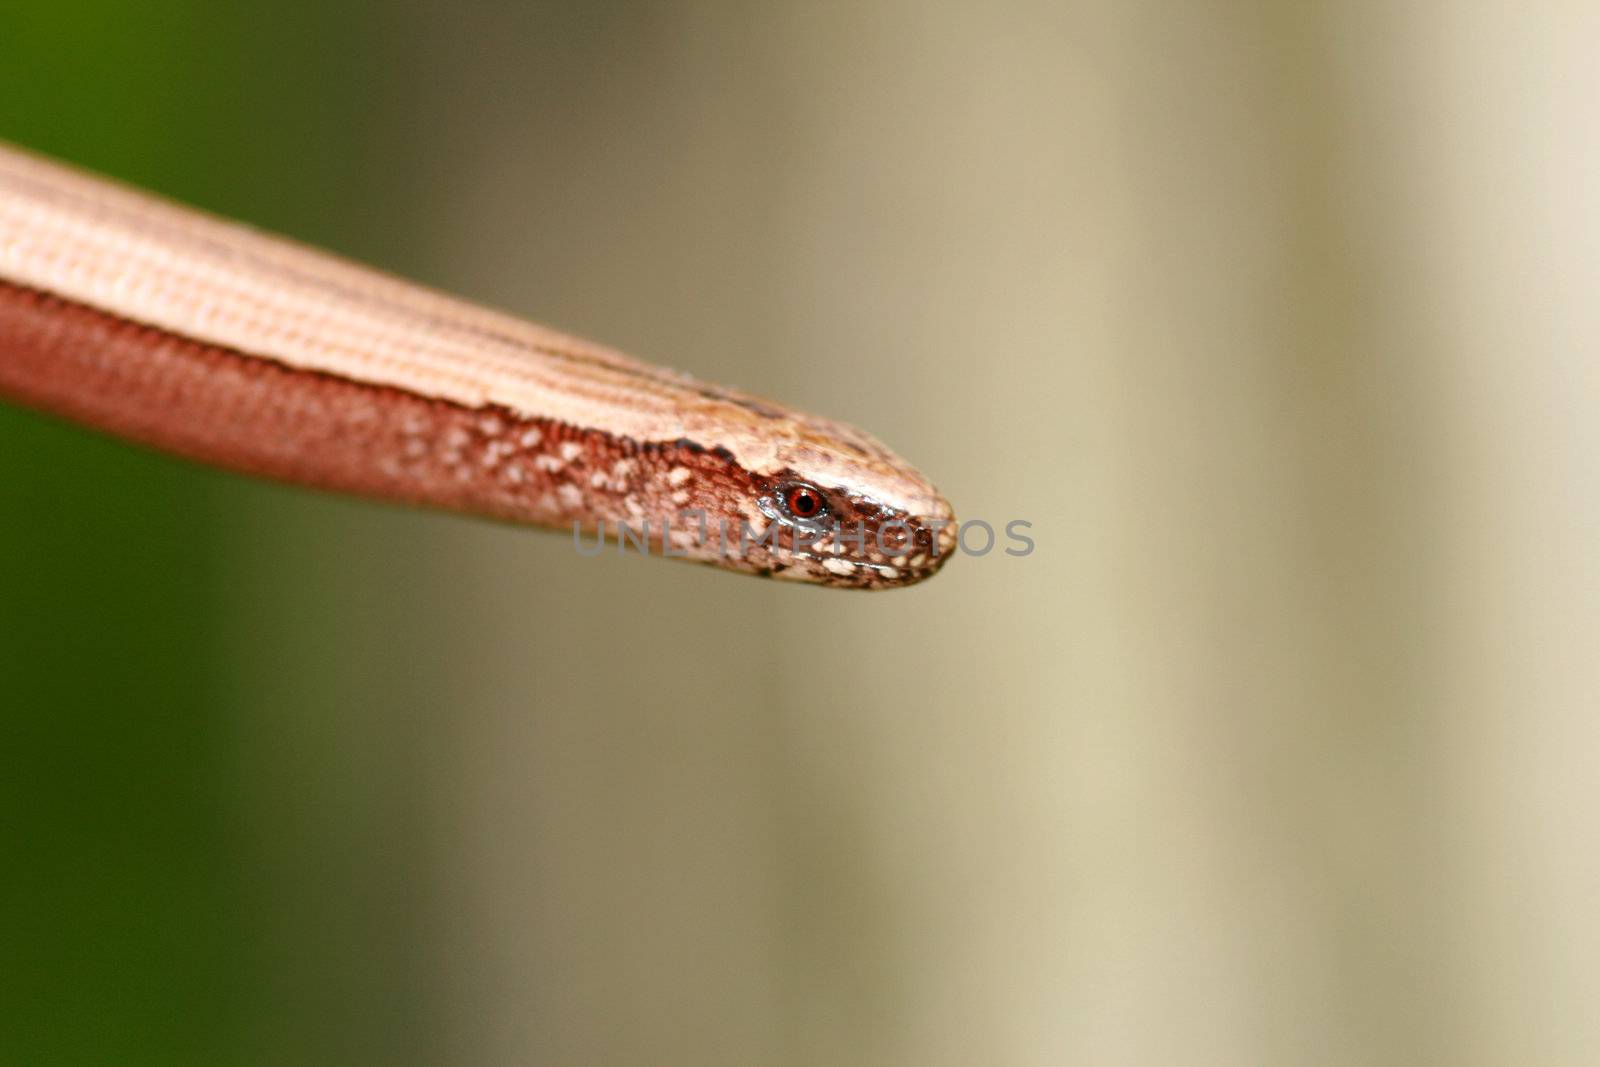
[0,280,754,533]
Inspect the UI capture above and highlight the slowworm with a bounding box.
[0,141,954,589]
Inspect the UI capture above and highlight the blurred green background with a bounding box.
[4,2,1600,1065]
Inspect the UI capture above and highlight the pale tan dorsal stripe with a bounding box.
[0,143,742,451]
[0,143,670,378]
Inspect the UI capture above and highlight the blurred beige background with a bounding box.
[5,2,1600,1065]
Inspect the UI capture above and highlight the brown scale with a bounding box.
[0,282,952,588]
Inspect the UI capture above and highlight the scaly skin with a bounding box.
[0,142,954,588]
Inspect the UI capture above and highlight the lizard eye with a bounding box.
[779,482,827,520]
